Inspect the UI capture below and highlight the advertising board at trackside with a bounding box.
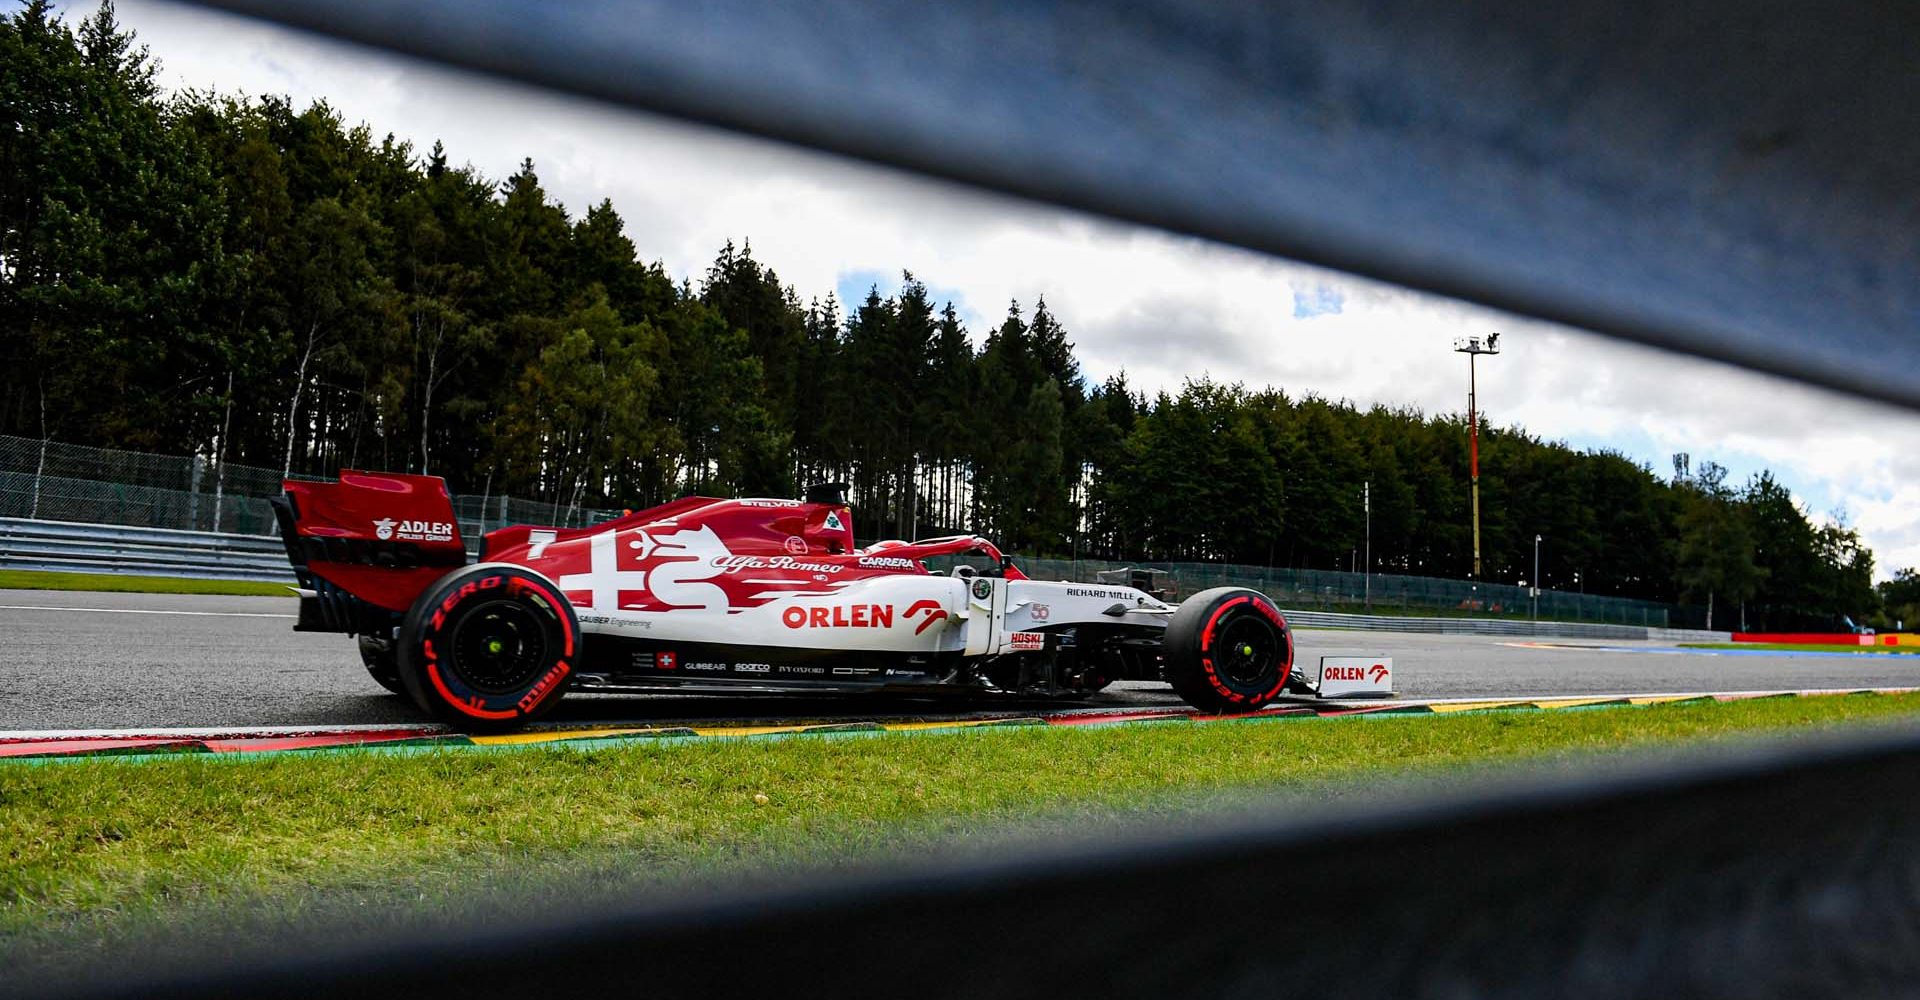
[1317,656,1394,698]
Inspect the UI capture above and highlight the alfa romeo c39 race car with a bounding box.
[271,472,1297,732]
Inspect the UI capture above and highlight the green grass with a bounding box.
[1680,641,1920,654]
[7,692,1920,982]
[0,569,293,597]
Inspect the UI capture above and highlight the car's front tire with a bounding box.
[1162,587,1294,713]
[396,564,580,732]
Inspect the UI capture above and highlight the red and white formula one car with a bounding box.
[271,473,1296,731]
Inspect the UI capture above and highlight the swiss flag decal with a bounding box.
[658,651,677,670]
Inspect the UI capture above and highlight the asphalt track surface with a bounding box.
[3,589,1918,730]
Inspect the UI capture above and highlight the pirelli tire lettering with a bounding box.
[396,563,580,732]
[1160,586,1294,713]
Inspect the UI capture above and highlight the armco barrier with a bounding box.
[1648,626,1737,644]
[0,518,293,582]
[0,517,1736,640]
[1279,609,1649,640]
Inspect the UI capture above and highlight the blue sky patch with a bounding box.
[836,270,978,329]
[1292,284,1346,319]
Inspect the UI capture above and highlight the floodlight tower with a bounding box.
[1453,332,1501,579]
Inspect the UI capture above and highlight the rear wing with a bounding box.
[270,471,469,634]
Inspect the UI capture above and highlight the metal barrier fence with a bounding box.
[1,434,1685,625]
[0,434,622,537]
[0,517,1730,642]
[0,518,294,581]
[943,556,1681,628]
[1281,609,1638,640]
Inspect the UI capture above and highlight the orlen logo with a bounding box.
[1369,664,1389,683]
[1325,663,1391,682]
[783,604,896,629]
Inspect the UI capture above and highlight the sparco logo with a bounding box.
[373,518,396,540]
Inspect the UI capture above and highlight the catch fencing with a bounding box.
[0,433,1688,626]
[0,433,622,539]
[0,516,1729,639]
[0,518,1729,639]
[946,555,1684,628]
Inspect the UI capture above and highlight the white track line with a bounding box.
[0,604,294,618]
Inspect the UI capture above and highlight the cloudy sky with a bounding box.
[103,1,1920,579]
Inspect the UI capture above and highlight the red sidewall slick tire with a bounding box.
[397,564,579,733]
[1163,587,1294,714]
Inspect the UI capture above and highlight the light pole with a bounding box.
[1532,533,1542,620]
[1363,480,1371,610]
[1453,333,1501,579]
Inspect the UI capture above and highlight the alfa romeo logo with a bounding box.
[971,578,993,601]
[373,518,396,540]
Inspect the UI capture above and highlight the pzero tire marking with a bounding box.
[397,564,579,732]
[427,662,520,720]
[1165,587,1294,714]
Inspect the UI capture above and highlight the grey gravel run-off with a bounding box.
[0,590,1915,730]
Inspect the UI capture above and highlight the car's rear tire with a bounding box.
[357,636,405,695]
[396,563,580,732]
[1163,587,1294,713]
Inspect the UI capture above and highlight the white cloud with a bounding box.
[111,0,1920,578]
